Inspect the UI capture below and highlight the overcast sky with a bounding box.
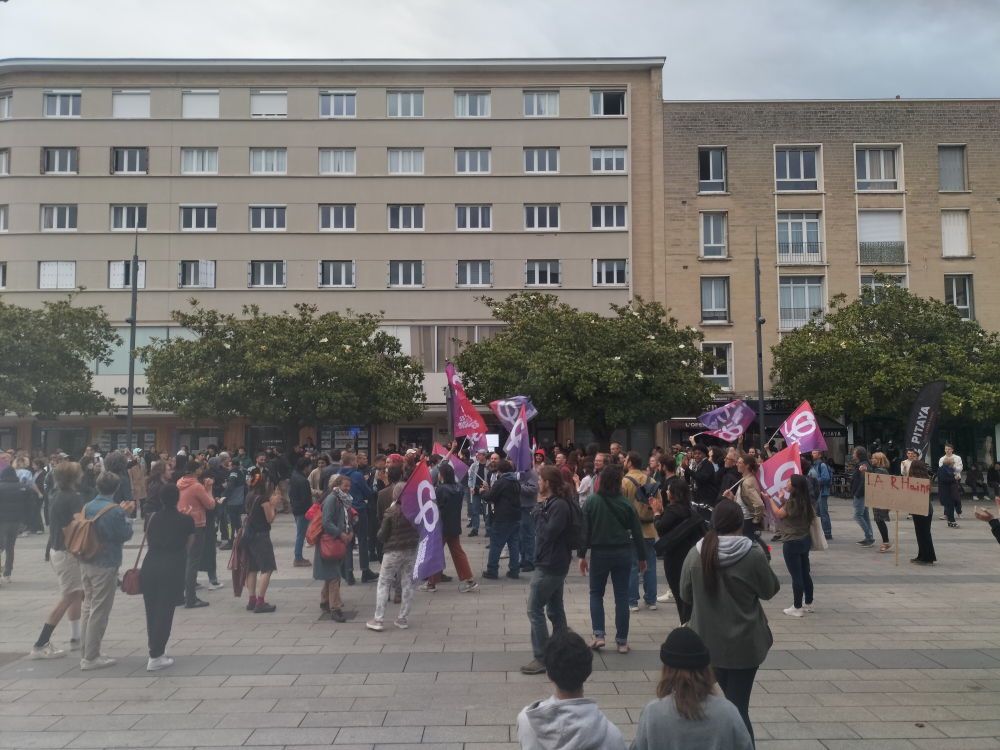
[1,0,997,99]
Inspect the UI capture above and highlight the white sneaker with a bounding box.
[418,582,436,592]
[80,655,116,670]
[657,591,674,602]
[802,603,815,613]
[641,601,657,610]
[0,574,10,584]
[629,605,640,613]
[69,638,80,652]
[206,581,225,591]
[146,656,173,671]
[783,607,805,618]
[30,643,66,660]
[459,580,479,593]
[394,618,409,629]
[365,619,385,632]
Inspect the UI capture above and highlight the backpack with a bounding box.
[63,501,117,560]
[559,495,585,550]
[625,475,661,507]
[305,502,324,546]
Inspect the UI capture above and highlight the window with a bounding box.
[858,210,905,264]
[775,148,818,190]
[108,260,146,289]
[703,344,732,389]
[250,261,285,287]
[41,205,77,231]
[387,91,423,117]
[0,93,10,118]
[591,148,626,173]
[456,205,491,231]
[524,148,558,173]
[455,92,490,117]
[250,90,287,118]
[181,148,218,174]
[700,277,729,322]
[389,261,423,287]
[180,206,217,231]
[111,205,147,230]
[319,260,354,288]
[938,146,966,191]
[43,148,77,174]
[457,261,492,287]
[591,205,627,230]
[388,205,424,231]
[944,275,974,319]
[777,212,821,264]
[250,148,286,174]
[591,91,625,116]
[701,213,726,258]
[112,91,150,119]
[524,91,558,117]
[0,149,8,175]
[388,149,423,174]
[0,262,5,288]
[181,90,219,119]
[941,210,970,257]
[113,148,147,174]
[779,276,824,329]
[593,260,627,286]
[0,205,8,232]
[455,149,490,174]
[698,148,726,192]
[178,260,216,288]
[39,261,76,289]
[524,205,559,230]
[319,149,356,175]
[320,91,355,118]
[526,260,560,286]
[44,92,81,117]
[861,275,907,304]
[320,205,356,231]
[855,147,898,190]
[250,206,286,231]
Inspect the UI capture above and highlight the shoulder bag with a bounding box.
[809,516,829,552]
[654,504,707,556]
[121,515,150,595]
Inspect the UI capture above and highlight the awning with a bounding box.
[762,413,848,438]
[668,418,704,430]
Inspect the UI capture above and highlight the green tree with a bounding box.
[139,302,426,439]
[0,294,122,418]
[452,292,718,446]
[771,275,1000,424]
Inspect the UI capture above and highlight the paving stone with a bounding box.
[402,652,472,672]
[336,654,408,674]
[197,655,279,676]
[333,727,424,744]
[267,654,345,675]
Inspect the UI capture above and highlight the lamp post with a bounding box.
[754,229,766,455]
[125,221,139,452]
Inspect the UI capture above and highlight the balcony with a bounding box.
[779,307,824,330]
[859,241,906,265]
[778,242,823,265]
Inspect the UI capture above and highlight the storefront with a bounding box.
[317,424,373,454]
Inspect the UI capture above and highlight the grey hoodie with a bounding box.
[695,534,752,566]
[517,696,626,750]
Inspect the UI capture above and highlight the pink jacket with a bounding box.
[176,475,215,528]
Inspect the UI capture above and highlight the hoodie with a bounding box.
[695,534,753,566]
[517,696,626,750]
[176,475,217,528]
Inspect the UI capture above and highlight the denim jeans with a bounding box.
[628,537,657,607]
[486,520,520,576]
[519,507,535,566]
[853,496,874,542]
[588,546,632,646]
[817,493,832,538]
[354,508,370,573]
[527,568,567,659]
[293,514,309,562]
[782,536,813,608]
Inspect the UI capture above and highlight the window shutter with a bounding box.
[247,262,253,288]
[144,147,149,174]
[200,260,215,288]
[74,148,79,174]
[110,147,115,175]
[177,262,183,288]
[591,259,598,286]
[857,211,902,242]
[109,261,125,289]
[489,260,494,287]
[941,211,969,257]
[282,260,287,287]
[59,261,76,289]
[39,147,45,174]
[421,261,426,288]
[318,260,324,287]
[39,261,57,289]
[137,260,146,289]
[350,260,356,287]
[387,262,391,288]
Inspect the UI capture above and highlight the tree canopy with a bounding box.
[139,302,426,435]
[452,293,718,445]
[771,275,1000,425]
[0,294,121,418]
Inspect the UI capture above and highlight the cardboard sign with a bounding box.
[864,473,931,516]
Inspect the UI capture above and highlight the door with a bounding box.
[398,428,433,453]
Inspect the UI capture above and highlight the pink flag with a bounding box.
[445,364,487,437]
[756,444,803,528]
[699,399,755,442]
[504,404,532,473]
[398,461,446,580]
[432,442,449,457]
[447,457,469,482]
[778,400,828,453]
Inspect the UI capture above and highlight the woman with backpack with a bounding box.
[650,478,705,625]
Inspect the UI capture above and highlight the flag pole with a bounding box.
[895,510,899,566]
[754,229,766,456]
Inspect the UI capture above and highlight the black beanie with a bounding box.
[659,627,711,670]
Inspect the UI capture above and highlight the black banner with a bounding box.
[905,381,946,460]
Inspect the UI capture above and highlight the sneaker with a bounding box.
[484,531,491,538]
[520,564,535,573]
[195,582,203,589]
[246,600,257,611]
[418,582,436,592]
[80,655,116,671]
[330,609,346,623]
[520,659,546,675]
[254,602,277,613]
[770,533,781,542]
[346,572,356,586]
[466,521,473,528]
[185,599,210,609]
[802,603,815,613]
[439,574,453,583]
[69,638,80,652]
[459,580,479,593]
[0,574,10,584]
[940,515,948,520]
[365,619,385,632]
[948,522,960,528]
[482,571,499,580]
[783,606,805,617]
[293,560,311,568]
[468,530,478,537]
[394,618,408,629]
[207,580,225,591]
[657,591,674,602]
[18,531,29,538]
[30,643,66,660]
[629,605,640,613]
[910,558,934,566]
[361,569,379,583]
[642,601,657,611]
[219,542,233,551]
[618,643,629,654]
[861,539,875,547]
[957,513,964,519]
[505,571,519,580]
[146,656,173,671]
[35,530,45,535]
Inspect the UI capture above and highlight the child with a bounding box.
[516,629,626,750]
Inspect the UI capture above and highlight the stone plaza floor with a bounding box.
[2,496,1000,749]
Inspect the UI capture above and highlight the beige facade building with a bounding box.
[0,58,665,456]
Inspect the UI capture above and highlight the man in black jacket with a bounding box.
[0,465,30,582]
[468,449,490,538]
[684,444,720,509]
[290,457,313,567]
[481,460,521,580]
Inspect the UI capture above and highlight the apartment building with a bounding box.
[659,99,1000,464]
[0,57,665,456]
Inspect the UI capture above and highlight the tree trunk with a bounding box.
[590,422,616,452]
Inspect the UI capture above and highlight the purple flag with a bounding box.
[398,461,445,580]
[699,399,755,442]
[447,456,469,482]
[778,400,828,453]
[504,404,532,473]
[490,396,538,431]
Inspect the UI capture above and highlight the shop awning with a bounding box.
[762,413,847,438]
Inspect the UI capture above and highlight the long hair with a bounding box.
[700,499,744,597]
[539,465,572,501]
[598,464,623,498]
[908,460,930,479]
[871,452,890,469]
[788,474,816,524]
[656,664,717,721]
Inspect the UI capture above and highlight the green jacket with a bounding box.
[580,492,646,561]
[679,543,779,669]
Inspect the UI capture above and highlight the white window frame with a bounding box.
[318,260,355,288]
[39,261,76,289]
[388,205,424,231]
[455,149,490,174]
[319,148,356,175]
[112,90,150,119]
[250,90,287,118]
[774,145,821,192]
[44,148,77,174]
[181,148,218,175]
[108,260,146,290]
[944,275,974,320]
[181,90,220,119]
[111,205,147,231]
[388,260,424,288]
[0,148,8,175]
[777,212,822,264]
[591,204,627,230]
[180,205,217,232]
[250,148,287,175]
[702,343,733,391]
[320,205,356,232]
[524,148,559,173]
[178,260,216,288]
[524,205,560,231]
[387,91,424,118]
[590,91,626,117]
[0,93,11,119]
[455,92,490,118]
[778,275,825,330]
[700,213,727,258]
[938,145,967,192]
[941,209,971,258]
[456,205,492,231]
[320,91,356,118]
[0,205,8,232]
[41,205,77,231]
[113,147,147,174]
[456,260,492,288]
[591,147,626,173]
[525,260,561,287]
[860,274,907,305]
[592,259,628,287]
[855,145,901,191]
[524,91,558,117]
[249,205,286,232]
[44,91,81,118]
[388,149,424,174]
[700,277,730,324]
[249,260,286,288]
[698,147,727,193]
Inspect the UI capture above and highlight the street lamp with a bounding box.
[754,229,766,455]
[125,221,139,452]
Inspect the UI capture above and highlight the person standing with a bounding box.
[850,448,876,547]
[482,460,522,580]
[142,461,168,524]
[518,464,540,573]
[938,456,960,528]
[367,478,421,631]
[908,460,936,565]
[139,484,194,671]
[423,462,478,593]
[338,452,376,584]
[764,475,816,617]
[810,449,833,540]
[219,460,247,551]
[870,452,893,552]
[0,465,29,583]
[290,457,313,567]
[622,452,658,612]
[939,444,964,520]
[650,479,705,625]
[244,478,279,613]
[103,452,134,515]
[683,444,720,514]
[579,464,647,654]
[468,449,489,537]
[176,460,218,608]
[316,475,354,622]
[722,453,765,543]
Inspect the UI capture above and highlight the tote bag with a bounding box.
[809,516,828,551]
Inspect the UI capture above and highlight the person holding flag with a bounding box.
[762,474,816,618]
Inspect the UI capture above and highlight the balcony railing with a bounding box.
[778,242,823,265]
[859,241,906,265]
[780,307,824,330]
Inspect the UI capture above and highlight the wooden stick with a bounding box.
[895,510,899,567]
